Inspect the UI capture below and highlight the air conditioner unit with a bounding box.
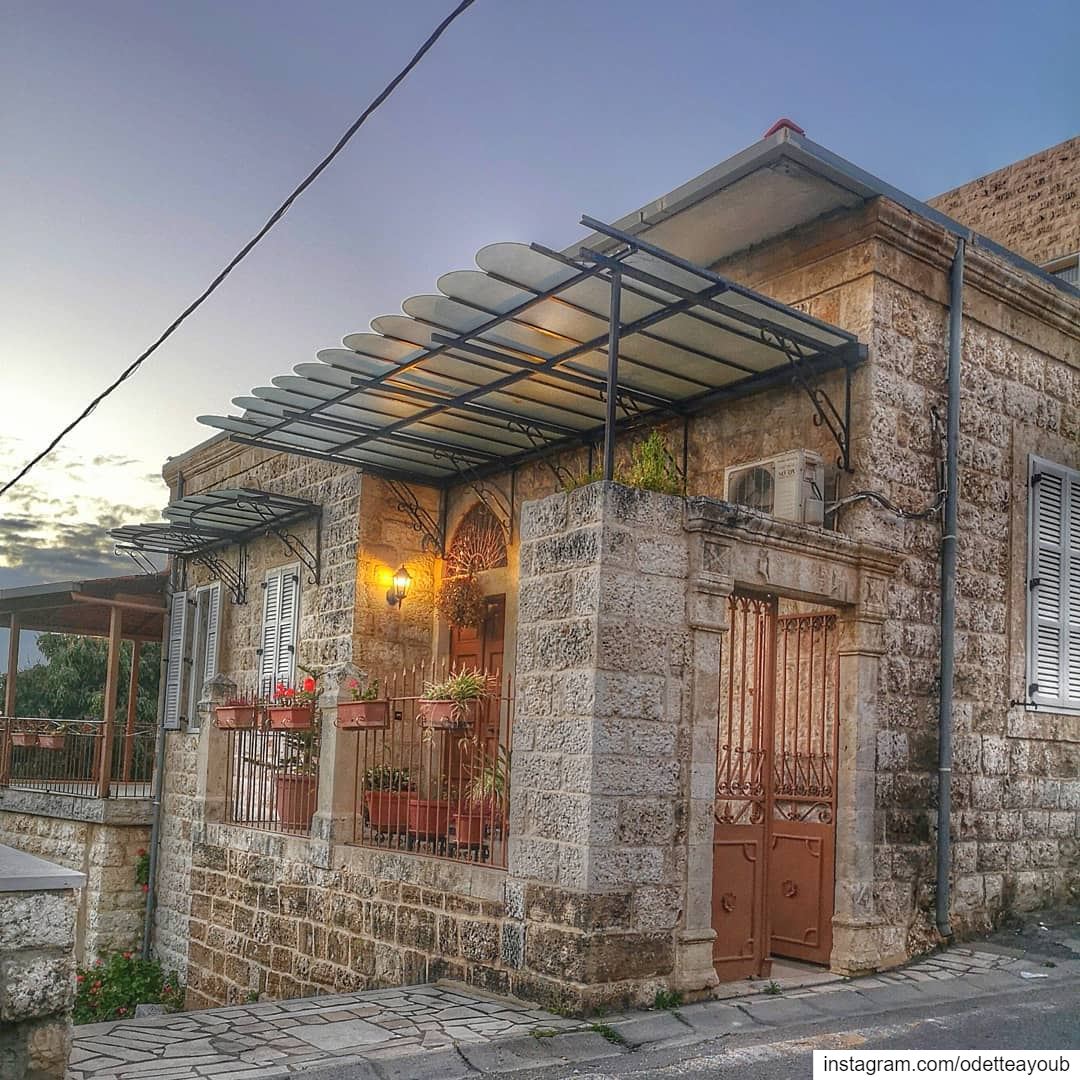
[723,450,825,526]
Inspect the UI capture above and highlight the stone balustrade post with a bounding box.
[195,673,237,826]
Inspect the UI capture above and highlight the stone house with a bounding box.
[99,123,1078,1012]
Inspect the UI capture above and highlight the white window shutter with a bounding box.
[1067,478,1080,703]
[259,572,281,698]
[275,568,300,688]
[203,582,222,683]
[163,590,188,730]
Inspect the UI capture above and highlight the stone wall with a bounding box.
[928,136,1079,267]
[0,846,83,1080]
[0,794,149,965]
[153,440,362,982]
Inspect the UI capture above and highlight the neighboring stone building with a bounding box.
[77,125,1080,1011]
[929,135,1079,278]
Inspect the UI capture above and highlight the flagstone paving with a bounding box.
[67,945,1074,1079]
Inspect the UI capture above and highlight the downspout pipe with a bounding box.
[142,472,183,959]
[937,237,964,941]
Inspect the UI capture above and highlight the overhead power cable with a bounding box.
[0,0,478,500]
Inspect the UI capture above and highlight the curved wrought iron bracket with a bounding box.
[115,546,160,577]
[433,451,512,536]
[508,420,578,490]
[385,479,445,557]
[763,330,855,473]
[187,545,248,605]
[238,500,322,585]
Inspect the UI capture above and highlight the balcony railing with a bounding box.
[344,663,512,869]
[0,717,155,799]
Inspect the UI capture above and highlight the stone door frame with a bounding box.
[676,500,904,989]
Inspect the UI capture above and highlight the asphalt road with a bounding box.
[489,982,1080,1080]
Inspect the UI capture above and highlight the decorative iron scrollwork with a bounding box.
[761,328,853,473]
[187,545,247,605]
[237,499,322,586]
[385,479,445,557]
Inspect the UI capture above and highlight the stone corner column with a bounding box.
[831,567,891,975]
[674,530,735,994]
[311,661,366,862]
[195,673,237,826]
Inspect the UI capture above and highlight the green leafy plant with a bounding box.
[422,668,497,708]
[763,979,782,996]
[134,848,150,892]
[363,764,413,791]
[625,431,683,494]
[345,677,380,702]
[653,988,683,1010]
[74,953,184,1024]
[278,729,319,775]
[559,431,683,495]
[462,743,510,806]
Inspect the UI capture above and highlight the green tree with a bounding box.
[1,634,160,725]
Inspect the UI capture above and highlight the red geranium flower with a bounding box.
[302,676,316,694]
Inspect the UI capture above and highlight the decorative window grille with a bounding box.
[1027,456,1080,711]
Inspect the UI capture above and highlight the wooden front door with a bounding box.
[444,595,506,782]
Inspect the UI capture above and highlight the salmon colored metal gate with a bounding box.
[711,595,840,980]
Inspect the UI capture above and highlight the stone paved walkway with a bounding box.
[68,945,1076,1080]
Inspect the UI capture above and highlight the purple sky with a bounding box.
[1,0,1077,663]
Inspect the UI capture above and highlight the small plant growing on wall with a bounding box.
[134,848,150,893]
[560,430,684,495]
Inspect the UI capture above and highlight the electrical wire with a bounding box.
[0,0,478,501]
[827,406,947,521]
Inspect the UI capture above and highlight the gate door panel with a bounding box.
[712,594,775,980]
[769,611,839,966]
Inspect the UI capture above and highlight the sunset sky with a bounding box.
[2,0,1076,665]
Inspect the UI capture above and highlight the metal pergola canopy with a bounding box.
[198,217,864,487]
[110,488,322,603]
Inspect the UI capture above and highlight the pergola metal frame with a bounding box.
[111,489,322,604]
[199,217,864,513]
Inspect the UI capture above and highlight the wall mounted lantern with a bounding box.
[386,566,412,607]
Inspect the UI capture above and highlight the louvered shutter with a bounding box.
[163,590,188,730]
[203,582,222,683]
[1029,458,1080,710]
[259,572,281,698]
[275,568,300,687]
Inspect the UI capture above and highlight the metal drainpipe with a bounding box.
[142,472,182,958]
[937,236,964,941]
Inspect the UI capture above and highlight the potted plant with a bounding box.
[453,742,510,844]
[38,723,69,750]
[407,783,452,846]
[10,723,38,748]
[268,675,317,730]
[418,668,497,730]
[274,726,319,831]
[337,678,389,730]
[362,764,412,835]
[214,696,260,730]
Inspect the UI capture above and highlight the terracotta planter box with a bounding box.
[407,797,451,840]
[10,733,37,748]
[452,807,487,846]
[214,705,259,729]
[337,700,389,730]
[268,706,314,730]
[364,789,409,833]
[275,772,317,830]
[38,734,66,750]
[417,699,472,729]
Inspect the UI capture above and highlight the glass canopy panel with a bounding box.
[198,220,860,486]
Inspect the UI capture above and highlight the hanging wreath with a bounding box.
[436,575,487,629]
